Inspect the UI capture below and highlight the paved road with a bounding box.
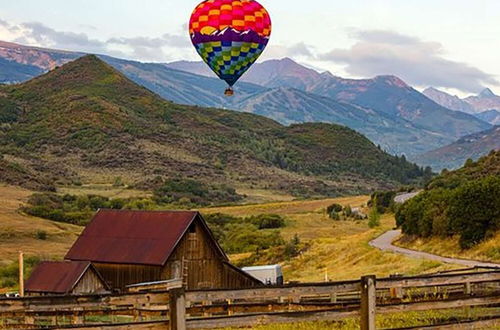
[369,229,500,268]
[394,191,421,204]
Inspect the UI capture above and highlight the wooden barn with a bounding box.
[65,210,261,292]
[25,261,109,296]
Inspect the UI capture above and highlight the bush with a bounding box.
[248,214,286,229]
[369,191,397,213]
[343,205,353,218]
[327,203,343,214]
[203,213,287,254]
[368,200,381,228]
[153,178,243,206]
[396,175,500,249]
[35,230,47,240]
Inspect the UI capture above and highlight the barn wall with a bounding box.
[93,263,163,292]
[72,268,108,294]
[162,218,261,290]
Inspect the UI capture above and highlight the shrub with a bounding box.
[369,191,397,213]
[248,214,286,229]
[327,203,343,214]
[397,175,500,249]
[35,230,47,240]
[368,207,381,228]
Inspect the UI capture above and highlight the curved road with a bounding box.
[370,230,500,268]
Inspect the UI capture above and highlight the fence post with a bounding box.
[169,287,186,330]
[464,282,472,295]
[19,251,24,297]
[360,275,376,330]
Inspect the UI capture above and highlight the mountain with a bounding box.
[303,75,490,144]
[414,126,500,171]
[464,88,500,112]
[234,87,451,155]
[0,41,81,83]
[166,57,321,90]
[168,57,491,155]
[422,87,475,114]
[425,86,500,114]
[0,42,491,157]
[475,110,500,125]
[100,55,265,109]
[0,55,427,196]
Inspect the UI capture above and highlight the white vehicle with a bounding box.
[242,265,283,286]
[4,292,19,298]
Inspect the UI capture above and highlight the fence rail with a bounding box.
[1,268,499,330]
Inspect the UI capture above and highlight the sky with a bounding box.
[1,0,499,96]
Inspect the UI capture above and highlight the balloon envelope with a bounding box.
[189,0,271,87]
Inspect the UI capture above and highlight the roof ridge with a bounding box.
[97,209,199,213]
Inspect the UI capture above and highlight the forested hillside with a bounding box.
[0,55,426,199]
[396,151,500,248]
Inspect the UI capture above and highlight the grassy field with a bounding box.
[0,185,81,267]
[395,232,500,264]
[201,196,459,282]
[0,186,460,291]
[217,307,500,330]
[58,184,152,199]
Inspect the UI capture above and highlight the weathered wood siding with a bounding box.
[93,263,164,292]
[163,218,261,290]
[73,268,108,294]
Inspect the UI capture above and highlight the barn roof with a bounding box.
[65,210,225,266]
[25,261,104,294]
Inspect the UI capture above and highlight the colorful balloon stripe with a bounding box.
[190,0,271,88]
[195,41,265,86]
[190,0,271,37]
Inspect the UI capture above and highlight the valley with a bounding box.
[0,184,461,291]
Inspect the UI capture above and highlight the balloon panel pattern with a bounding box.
[190,0,271,86]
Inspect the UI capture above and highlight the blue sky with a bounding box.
[1,0,499,95]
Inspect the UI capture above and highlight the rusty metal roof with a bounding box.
[65,210,199,266]
[25,261,97,294]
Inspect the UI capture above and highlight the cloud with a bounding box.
[0,18,190,63]
[18,22,107,53]
[261,42,314,61]
[319,30,498,93]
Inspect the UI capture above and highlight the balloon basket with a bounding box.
[224,88,234,97]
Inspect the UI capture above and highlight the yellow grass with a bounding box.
[218,308,500,330]
[201,196,459,282]
[0,185,461,289]
[0,185,81,267]
[395,232,500,264]
[58,184,151,199]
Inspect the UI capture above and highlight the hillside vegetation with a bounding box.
[396,151,500,249]
[0,55,427,198]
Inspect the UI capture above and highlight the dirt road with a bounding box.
[370,229,500,268]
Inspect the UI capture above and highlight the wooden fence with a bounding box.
[1,267,499,330]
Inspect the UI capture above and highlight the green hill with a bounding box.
[396,150,500,248]
[0,55,426,198]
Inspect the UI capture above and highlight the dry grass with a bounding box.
[217,307,500,330]
[395,232,500,264]
[201,196,459,282]
[0,185,81,267]
[58,184,151,199]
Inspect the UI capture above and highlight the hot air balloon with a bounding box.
[189,0,272,96]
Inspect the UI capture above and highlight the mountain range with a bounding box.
[0,55,427,196]
[415,126,500,171]
[0,40,493,164]
[423,87,500,125]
